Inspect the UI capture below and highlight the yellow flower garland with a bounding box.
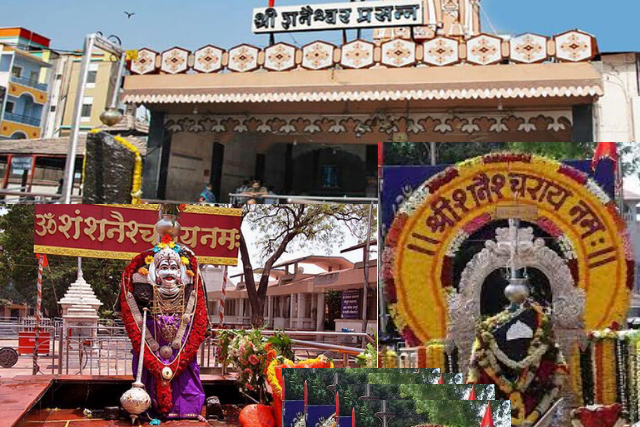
[592,338,618,405]
[568,342,584,407]
[380,348,398,368]
[425,342,446,372]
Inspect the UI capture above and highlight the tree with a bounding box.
[238,204,376,327]
[0,205,127,317]
[385,142,640,182]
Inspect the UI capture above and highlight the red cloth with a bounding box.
[269,0,275,6]
[36,254,48,268]
[592,142,618,171]
[575,404,622,427]
[480,404,494,427]
[438,374,444,384]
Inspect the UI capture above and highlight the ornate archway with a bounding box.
[446,225,585,382]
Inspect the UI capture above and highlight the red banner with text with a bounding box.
[34,205,242,265]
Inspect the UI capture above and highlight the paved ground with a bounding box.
[18,407,242,427]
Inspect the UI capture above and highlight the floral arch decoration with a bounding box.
[383,153,634,346]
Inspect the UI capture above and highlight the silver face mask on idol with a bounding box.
[156,259,182,297]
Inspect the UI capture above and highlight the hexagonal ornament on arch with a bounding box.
[193,45,224,73]
[554,30,597,62]
[161,47,190,74]
[264,42,297,72]
[510,33,548,64]
[340,39,375,69]
[423,37,459,66]
[302,41,335,70]
[466,34,503,65]
[228,44,260,72]
[381,39,416,68]
[130,48,158,75]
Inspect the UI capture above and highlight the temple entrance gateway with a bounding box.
[163,136,377,202]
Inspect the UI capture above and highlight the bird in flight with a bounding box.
[124,11,135,19]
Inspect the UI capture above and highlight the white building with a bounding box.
[595,52,640,142]
[208,244,377,336]
[624,189,640,323]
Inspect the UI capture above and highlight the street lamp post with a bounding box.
[61,33,125,204]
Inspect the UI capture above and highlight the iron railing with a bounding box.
[3,112,41,127]
[0,321,370,376]
[10,75,48,92]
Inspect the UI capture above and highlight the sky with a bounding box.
[2,0,639,53]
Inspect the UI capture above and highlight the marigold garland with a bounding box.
[592,336,618,405]
[425,342,446,372]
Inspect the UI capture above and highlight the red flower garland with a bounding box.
[119,250,208,414]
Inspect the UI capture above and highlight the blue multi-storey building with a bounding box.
[0,27,52,139]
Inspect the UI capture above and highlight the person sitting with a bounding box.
[242,180,268,204]
[199,183,216,204]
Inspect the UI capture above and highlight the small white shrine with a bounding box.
[58,264,102,339]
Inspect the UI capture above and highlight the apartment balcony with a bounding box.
[4,112,41,127]
[10,75,48,92]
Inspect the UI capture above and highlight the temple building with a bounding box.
[207,245,377,336]
[122,0,611,202]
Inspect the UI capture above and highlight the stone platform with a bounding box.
[1,375,241,427]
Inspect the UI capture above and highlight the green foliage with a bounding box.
[384,142,640,181]
[267,330,294,361]
[385,142,508,165]
[0,205,126,317]
[507,142,595,160]
[355,342,377,368]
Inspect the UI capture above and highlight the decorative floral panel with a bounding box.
[130,48,158,75]
[227,44,260,73]
[510,33,548,64]
[422,37,459,66]
[340,39,375,69]
[264,43,296,72]
[381,39,417,68]
[555,30,596,62]
[160,47,190,75]
[466,34,502,65]
[301,41,335,70]
[193,45,224,74]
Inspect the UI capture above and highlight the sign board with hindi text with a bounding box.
[341,289,361,319]
[253,0,424,34]
[33,205,242,265]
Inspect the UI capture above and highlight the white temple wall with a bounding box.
[595,53,640,143]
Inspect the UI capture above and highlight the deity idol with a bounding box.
[119,216,208,419]
[468,271,568,427]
